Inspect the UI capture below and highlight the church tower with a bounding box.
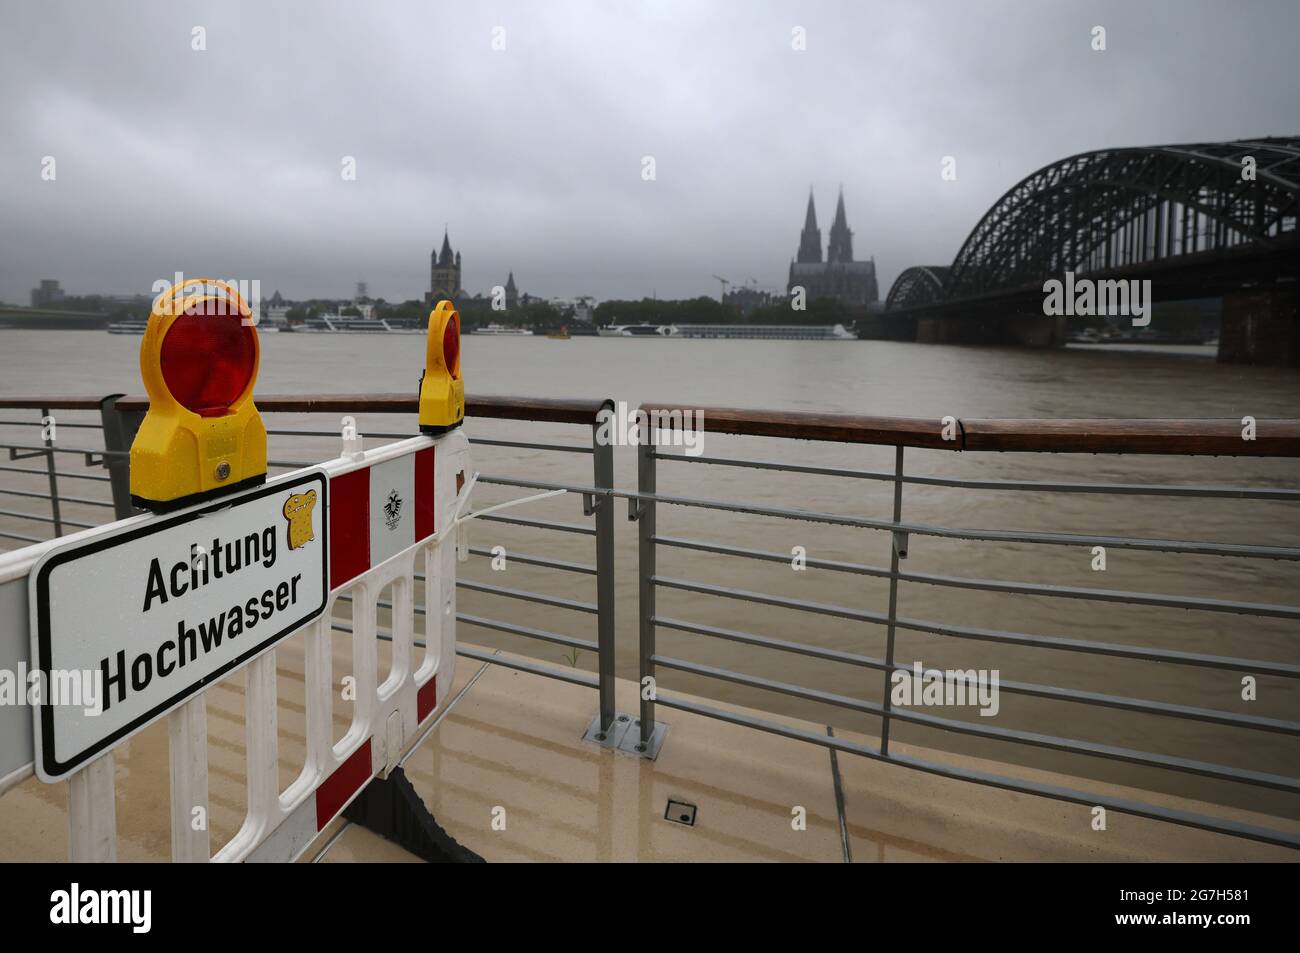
[827,188,854,263]
[796,190,822,263]
[430,229,463,303]
[505,271,518,310]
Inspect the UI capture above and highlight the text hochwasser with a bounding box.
[98,524,304,714]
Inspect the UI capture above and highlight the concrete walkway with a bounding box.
[1,639,1293,863]
[313,645,1300,863]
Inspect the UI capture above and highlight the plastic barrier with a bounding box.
[0,428,472,862]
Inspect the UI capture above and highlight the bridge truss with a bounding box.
[887,137,1300,310]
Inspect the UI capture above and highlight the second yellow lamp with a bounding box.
[418,300,464,433]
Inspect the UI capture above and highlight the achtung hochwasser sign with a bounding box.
[29,471,328,781]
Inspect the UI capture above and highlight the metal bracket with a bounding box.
[582,491,598,517]
[582,711,668,760]
[892,530,909,559]
[8,447,48,462]
[627,497,644,522]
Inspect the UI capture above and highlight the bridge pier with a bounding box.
[856,312,916,341]
[916,313,1066,348]
[1219,287,1300,366]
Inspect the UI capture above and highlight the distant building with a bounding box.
[427,229,464,305]
[101,294,153,307]
[265,305,292,327]
[530,294,594,322]
[787,189,878,307]
[723,286,783,317]
[30,279,65,308]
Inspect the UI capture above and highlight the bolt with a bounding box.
[635,743,646,753]
[618,714,629,722]
[214,461,231,481]
[595,732,606,742]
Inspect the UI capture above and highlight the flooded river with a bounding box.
[1,329,1298,843]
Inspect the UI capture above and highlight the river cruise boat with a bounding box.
[472,324,534,336]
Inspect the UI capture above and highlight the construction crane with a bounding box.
[711,275,730,302]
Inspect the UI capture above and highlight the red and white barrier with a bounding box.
[0,428,473,862]
[214,431,472,863]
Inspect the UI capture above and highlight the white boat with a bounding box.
[472,324,534,336]
[672,323,857,340]
[597,323,679,337]
[296,315,424,334]
[106,321,148,334]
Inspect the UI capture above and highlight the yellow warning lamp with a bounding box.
[418,300,464,434]
[130,278,267,511]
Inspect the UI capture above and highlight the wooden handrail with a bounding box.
[1,393,1297,455]
[0,396,116,410]
[639,403,1300,456]
[636,404,959,450]
[960,418,1300,456]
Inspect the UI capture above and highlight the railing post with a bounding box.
[591,409,616,734]
[40,405,62,536]
[879,445,905,756]
[637,433,656,748]
[99,394,142,521]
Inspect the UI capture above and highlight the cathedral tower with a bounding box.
[796,190,822,263]
[787,187,878,306]
[827,188,854,263]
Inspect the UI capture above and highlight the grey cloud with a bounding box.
[1,0,1297,305]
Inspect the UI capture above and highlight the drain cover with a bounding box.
[664,798,697,827]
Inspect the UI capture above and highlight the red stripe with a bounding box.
[315,737,373,831]
[417,675,437,722]
[329,467,370,590]
[415,447,435,541]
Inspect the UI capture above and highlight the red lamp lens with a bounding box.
[160,303,256,416]
[442,316,460,378]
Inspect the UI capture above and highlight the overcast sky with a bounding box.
[1,0,1297,306]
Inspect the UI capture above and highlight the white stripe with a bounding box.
[368,453,417,566]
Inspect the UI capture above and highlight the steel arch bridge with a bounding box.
[886,137,1300,310]
[884,266,949,310]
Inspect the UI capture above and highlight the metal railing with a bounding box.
[1,394,1298,852]
[0,396,131,541]
[119,393,622,738]
[630,404,1300,850]
[0,393,620,742]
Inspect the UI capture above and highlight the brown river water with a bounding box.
[1,329,1298,854]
